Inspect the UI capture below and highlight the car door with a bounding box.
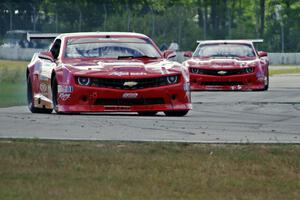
[35,39,62,101]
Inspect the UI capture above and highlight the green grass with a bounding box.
[0,140,300,200]
[270,66,300,76]
[0,60,28,107]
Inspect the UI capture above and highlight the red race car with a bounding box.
[26,32,191,116]
[183,40,269,91]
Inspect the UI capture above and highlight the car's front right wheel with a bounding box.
[138,111,158,116]
[164,110,189,117]
[51,76,60,113]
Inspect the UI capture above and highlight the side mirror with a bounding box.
[258,51,268,57]
[38,51,54,62]
[184,51,193,58]
[163,50,176,59]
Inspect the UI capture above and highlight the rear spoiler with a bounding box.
[197,39,264,43]
[27,33,60,42]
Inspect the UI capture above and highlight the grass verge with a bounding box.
[269,66,300,76]
[0,60,27,107]
[0,139,300,200]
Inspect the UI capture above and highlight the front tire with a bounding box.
[138,111,158,116]
[264,76,269,91]
[27,77,53,114]
[164,110,189,117]
[51,76,60,113]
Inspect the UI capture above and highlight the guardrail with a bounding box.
[0,47,299,65]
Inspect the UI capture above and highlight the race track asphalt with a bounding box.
[0,74,300,143]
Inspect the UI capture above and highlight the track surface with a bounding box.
[1,74,300,143]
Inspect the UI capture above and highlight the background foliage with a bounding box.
[0,0,300,51]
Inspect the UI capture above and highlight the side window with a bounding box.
[50,39,61,59]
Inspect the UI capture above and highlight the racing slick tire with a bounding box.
[137,111,158,116]
[51,76,60,114]
[164,110,189,117]
[264,76,269,91]
[27,77,53,114]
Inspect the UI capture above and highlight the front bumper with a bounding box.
[190,73,266,91]
[57,83,191,113]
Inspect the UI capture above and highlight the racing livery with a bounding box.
[27,32,191,116]
[183,40,269,91]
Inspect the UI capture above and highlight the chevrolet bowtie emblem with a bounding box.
[123,81,138,87]
[217,71,227,75]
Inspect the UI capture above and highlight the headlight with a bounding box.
[191,68,199,74]
[77,77,91,86]
[166,75,178,84]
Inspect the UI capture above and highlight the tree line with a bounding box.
[1,0,300,52]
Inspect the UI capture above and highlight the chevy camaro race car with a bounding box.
[26,32,191,116]
[183,40,269,91]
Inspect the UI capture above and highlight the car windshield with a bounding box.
[194,43,256,58]
[64,37,161,59]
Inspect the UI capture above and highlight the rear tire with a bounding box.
[164,110,189,117]
[27,77,53,114]
[138,111,158,116]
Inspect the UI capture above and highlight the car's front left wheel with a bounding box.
[27,77,53,114]
[264,75,269,91]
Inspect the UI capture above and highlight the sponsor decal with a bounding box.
[123,81,138,87]
[110,71,129,76]
[109,71,147,76]
[217,71,227,75]
[130,72,147,76]
[256,71,264,79]
[59,93,71,101]
[58,85,73,93]
[122,93,138,99]
[39,83,48,93]
[231,85,242,90]
[183,82,190,92]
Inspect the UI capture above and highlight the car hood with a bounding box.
[64,59,183,77]
[184,57,259,69]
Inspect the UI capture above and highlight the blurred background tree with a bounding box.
[0,0,300,51]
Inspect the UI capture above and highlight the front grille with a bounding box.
[202,82,244,86]
[190,67,254,76]
[94,98,165,106]
[88,76,179,90]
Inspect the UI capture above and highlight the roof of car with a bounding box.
[197,40,263,45]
